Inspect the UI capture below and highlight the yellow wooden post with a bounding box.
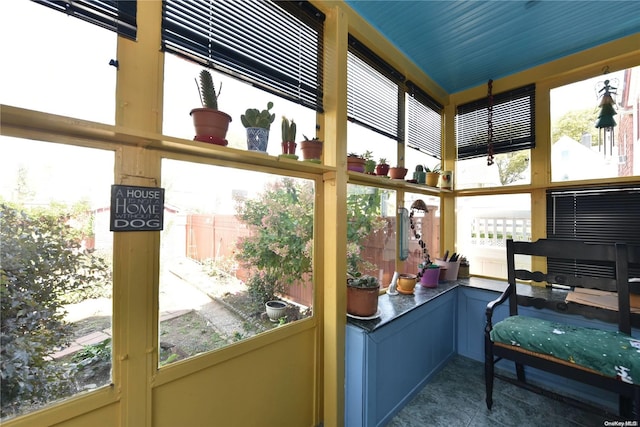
[321,4,349,426]
[113,1,163,426]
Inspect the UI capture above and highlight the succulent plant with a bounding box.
[281,116,296,142]
[241,102,276,130]
[196,69,221,110]
[347,274,380,289]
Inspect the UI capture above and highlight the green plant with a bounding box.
[362,150,374,161]
[240,102,276,129]
[196,69,221,109]
[303,134,321,142]
[378,158,388,165]
[347,152,362,158]
[347,273,379,289]
[0,202,111,417]
[281,116,297,142]
[246,271,283,307]
[425,163,441,173]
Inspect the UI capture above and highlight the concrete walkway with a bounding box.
[54,258,249,359]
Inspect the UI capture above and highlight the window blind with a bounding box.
[161,0,324,111]
[406,81,442,159]
[456,84,535,160]
[33,0,137,40]
[546,186,640,279]
[347,35,404,141]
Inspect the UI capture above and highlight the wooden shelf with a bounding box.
[0,105,336,176]
[347,170,448,195]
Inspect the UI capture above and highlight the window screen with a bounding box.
[33,0,137,40]
[161,0,324,111]
[406,81,442,159]
[546,185,640,278]
[457,84,535,160]
[347,35,403,141]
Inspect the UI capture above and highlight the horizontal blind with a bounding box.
[546,186,640,279]
[162,0,324,111]
[347,35,403,141]
[457,84,535,160]
[33,0,137,40]
[406,81,442,159]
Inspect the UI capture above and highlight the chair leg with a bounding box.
[516,362,526,382]
[484,339,494,410]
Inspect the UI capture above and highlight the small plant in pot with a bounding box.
[425,163,441,187]
[375,158,390,176]
[300,134,323,163]
[347,152,366,173]
[363,150,376,174]
[190,69,232,146]
[389,165,408,179]
[241,102,276,152]
[347,272,380,317]
[280,116,298,159]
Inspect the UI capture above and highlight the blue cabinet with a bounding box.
[345,288,456,427]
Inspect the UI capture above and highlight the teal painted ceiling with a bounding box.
[344,0,640,94]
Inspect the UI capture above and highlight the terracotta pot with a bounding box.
[397,273,417,294]
[426,172,440,187]
[281,141,297,155]
[190,108,232,146]
[389,167,408,179]
[347,157,366,173]
[300,139,323,161]
[375,164,390,176]
[347,285,379,317]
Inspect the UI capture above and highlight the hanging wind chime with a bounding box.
[594,78,618,156]
[486,79,495,166]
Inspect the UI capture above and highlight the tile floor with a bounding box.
[386,355,620,427]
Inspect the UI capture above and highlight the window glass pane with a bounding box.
[0,0,116,124]
[403,193,440,275]
[1,137,114,420]
[456,194,531,279]
[159,159,314,365]
[550,66,639,181]
[455,149,531,190]
[346,185,396,287]
[163,54,317,156]
[347,122,397,167]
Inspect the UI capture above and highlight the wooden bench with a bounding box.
[485,239,640,420]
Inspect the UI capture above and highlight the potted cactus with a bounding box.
[190,69,232,146]
[300,134,323,163]
[241,102,276,152]
[280,116,297,158]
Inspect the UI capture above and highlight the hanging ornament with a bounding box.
[409,199,430,279]
[486,79,495,166]
[594,78,618,157]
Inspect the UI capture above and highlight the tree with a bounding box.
[551,108,597,144]
[234,178,387,304]
[0,202,110,418]
[495,151,529,185]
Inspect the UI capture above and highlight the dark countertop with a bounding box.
[347,277,640,332]
[347,281,458,332]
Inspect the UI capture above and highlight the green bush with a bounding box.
[0,202,111,418]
